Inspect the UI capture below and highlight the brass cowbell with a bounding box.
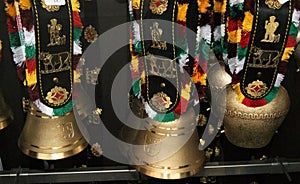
[18,100,88,160]
[121,96,205,179]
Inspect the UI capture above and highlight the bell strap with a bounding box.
[241,0,293,99]
[139,0,181,113]
[31,0,73,108]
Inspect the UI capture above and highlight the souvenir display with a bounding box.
[4,0,87,160]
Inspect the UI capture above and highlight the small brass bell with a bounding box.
[18,101,88,160]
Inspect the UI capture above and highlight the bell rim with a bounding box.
[0,115,13,131]
[136,157,205,179]
[18,138,88,160]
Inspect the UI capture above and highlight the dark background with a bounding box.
[1,0,300,183]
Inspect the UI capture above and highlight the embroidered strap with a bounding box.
[31,0,73,108]
[241,0,293,99]
[140,0,180,113]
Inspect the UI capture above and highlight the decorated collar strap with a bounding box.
[5,0,83,116]
[222,0,300,107]
[241,0,293,100]
[129,0,201,122]
[139,0,180,114]
[31,0,73,108]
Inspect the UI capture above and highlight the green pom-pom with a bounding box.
[9,32,22,47]
[134,41,143,54]
[132,79,141,96]
[25,45,35,59]
[53,101,73,116]
[264,87,279,103]
[154,111,175,123]
[73,27,83,43]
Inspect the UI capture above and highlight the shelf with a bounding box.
[1,158,300,183]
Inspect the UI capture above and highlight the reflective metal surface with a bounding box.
[18,102,88,160]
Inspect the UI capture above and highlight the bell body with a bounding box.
[207,62,231,95]
[223,85,290,148]
[0,90,13,130]
[123,106,205,179]
[18,102,88,160]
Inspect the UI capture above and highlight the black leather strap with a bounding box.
[241,0,293,99]
[31,0,73,108]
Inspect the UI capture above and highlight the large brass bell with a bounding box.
[122,96,205,179]
[18,101,88,160]
[0,89,13,131]
[223,85,290,148]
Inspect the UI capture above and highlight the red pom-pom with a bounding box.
[73,11,83,28]
[242,97,267,107]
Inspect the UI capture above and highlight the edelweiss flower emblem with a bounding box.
[150,92,172,111]
[245,80,268,98]
[149,0,168,15]
[46,86,69,105]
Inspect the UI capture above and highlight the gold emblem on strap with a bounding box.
[150,22,167,50]
[46,86,69,106]
[149,0,168,15]
[265,0,283,9]
[261,16,280,43]
[41,0,61,12]
[150,92,172,111]
[250,46,280,68]
[47,19,66,46]
[245,80,268,98]
[40,51,71,74]
[147,55,177,78]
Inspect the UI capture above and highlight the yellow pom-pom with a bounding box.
[282,47,294,62]
[228,30,242,43]
[19,0,31,10]
[242,11,254,32]
[233,83,244,103]
[132,0,140,10]
[5,2,16,19]
[198,0,211,13]
[71,0,80,12]
[25,69,37,87]
[177,3,188,22]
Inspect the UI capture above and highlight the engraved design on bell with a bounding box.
[223,85,290,148]
[144,134,161,156]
